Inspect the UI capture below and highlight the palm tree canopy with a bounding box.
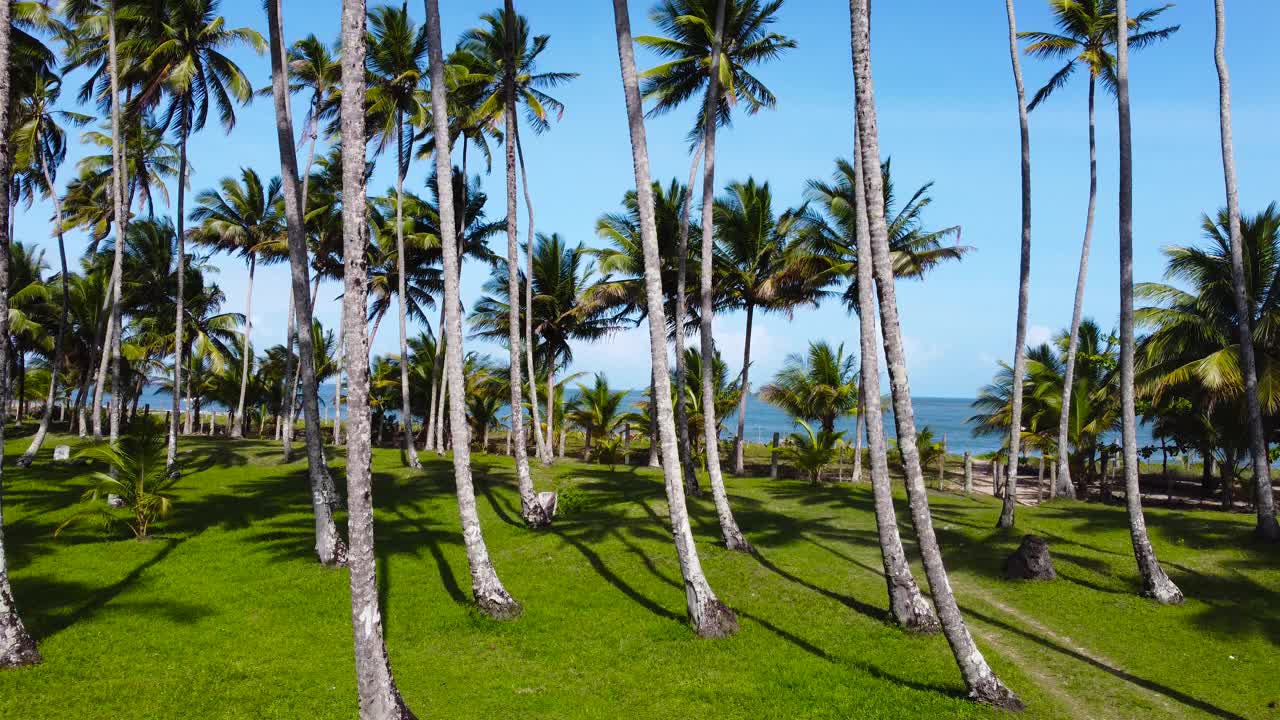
[189,167,286,264]
[760,340,859,433]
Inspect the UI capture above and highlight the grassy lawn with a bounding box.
[1,433,1277,719]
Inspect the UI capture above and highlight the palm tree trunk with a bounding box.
[514,128,550,466]
[545,361,556,461]
[19,134,71,467]
[338,1,415,715]
[696,0,751,553]
[268,0,345,567]
[1054,76,1097,502]
[394,118,421,470]
[1214,0,1278,541]
[851,87,937,633]
[281,284,296,455]
[1115,0,1184,604]
[431,0,524,619]
[732,302,754,475]
[611,0,738,638]
[333,300,345,445]
[432,352,447,452]
[168,119,189,468]
[501,0,550,528]
[0,1,40,668]
[851,0,1020,707]
[231,255,256,438]
[851,392,864,482]
[91,296,114,438]
[107,1,128,449]
[675,143,704,496]
[998,0,1032,529]
[424,303,445,453]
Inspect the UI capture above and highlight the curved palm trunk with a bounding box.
[1115,0,1184,603]
[1054,77,1097,501]
[91,284,115,438]
[998,0,1032,529]
[502,0,552,527]
[852,115,937,633]
[514,130,550,465]
[732,303,754,475]
[231,255,256,438]
[107,2,127,449]
[850,0,1020,707]
[0,2,40,668]
[167,124,188,469]
[675,143,704,496]
[611,0,738,637]
[432,0,524,619]
[268,0,345,568]
[696,0,751,553]
[394,119,421,470]
[423,303,445,453]
[339,2,416,716]
[851,393,864,482]
[647,370,660,467]
[1214,0,1278,541]
[19,133,71,466]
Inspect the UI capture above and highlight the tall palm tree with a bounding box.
[713,177,814,475]
[639,0,795,483]
[426,0,523,620]
[1211,0,1277,541]
[189,168,285,437]
[366,2,429,468]
[14,70,90,466]
[998,0,1033,530]
[849,0,1020,706]
[130,0,263,466]
[1114,0,1182,604]
[460,5,577,466]
[0,0,41,668]
[610,0,738,638]
[337,0,413,714]
[1021,0,1178,499]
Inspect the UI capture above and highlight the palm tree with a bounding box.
[786,420,843,484]
[427,0,523,620]
[678,346,741,452]
[1211,0,1277,541]
[713,177,814,475]
[609,0,738,638]
[850,0,1020,706]
[1114,0,1183,605]
[366,2,429,468]
[189,168,285,437]
[262,0,343,563]
[0,0,42,668]
[566,373,631,461]
[1021,0,1178,499]
[129,0,263,466]
[760,341,858,434]
[638,0,796,488]
[998,0,1033,530]
[14,70,90,466]
[459,5,578,466]
[337,0,414,713]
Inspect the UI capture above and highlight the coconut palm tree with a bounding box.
[638,0,795,487]
[337,0,414,713]
[1211,0,1277,541]
[189,168,285,437]
[677,345,741,453]
[1020,0,1178,499]
[760,341,858,434]
[713,177,814,475]
[850,0,1021,706]
[998,0,1033,530]
[459,5,578,467]
[128,0,263,466]
[610,0,739,637]
[1114,0,1183,604]
[13,70,90,465]
[365,1,430,468]
[566,373,631,461]
[427,0,524,620]
[0,0,41,668]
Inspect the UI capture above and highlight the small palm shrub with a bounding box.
[786,421,845,484]
[56,419,180,541]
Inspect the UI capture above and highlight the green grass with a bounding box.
[2,432,1277,719]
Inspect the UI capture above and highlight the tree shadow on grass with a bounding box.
[964,604,1249,720]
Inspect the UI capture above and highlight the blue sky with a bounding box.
[14,0,1280,397]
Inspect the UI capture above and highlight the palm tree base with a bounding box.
[474,584,523,621]
[891,590,941,634]
[1140,570,1185,605]
[724,532,753,553]
[968,675,1024,712]
[996,492,1016,528]
[691,596,739,639]
[521,492,557,529]
[0,608,41,669]
[1256,517,1280,543]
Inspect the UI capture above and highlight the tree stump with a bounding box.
[1004,535,1056,581]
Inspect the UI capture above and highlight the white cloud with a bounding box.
[1026,324,1053,347]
